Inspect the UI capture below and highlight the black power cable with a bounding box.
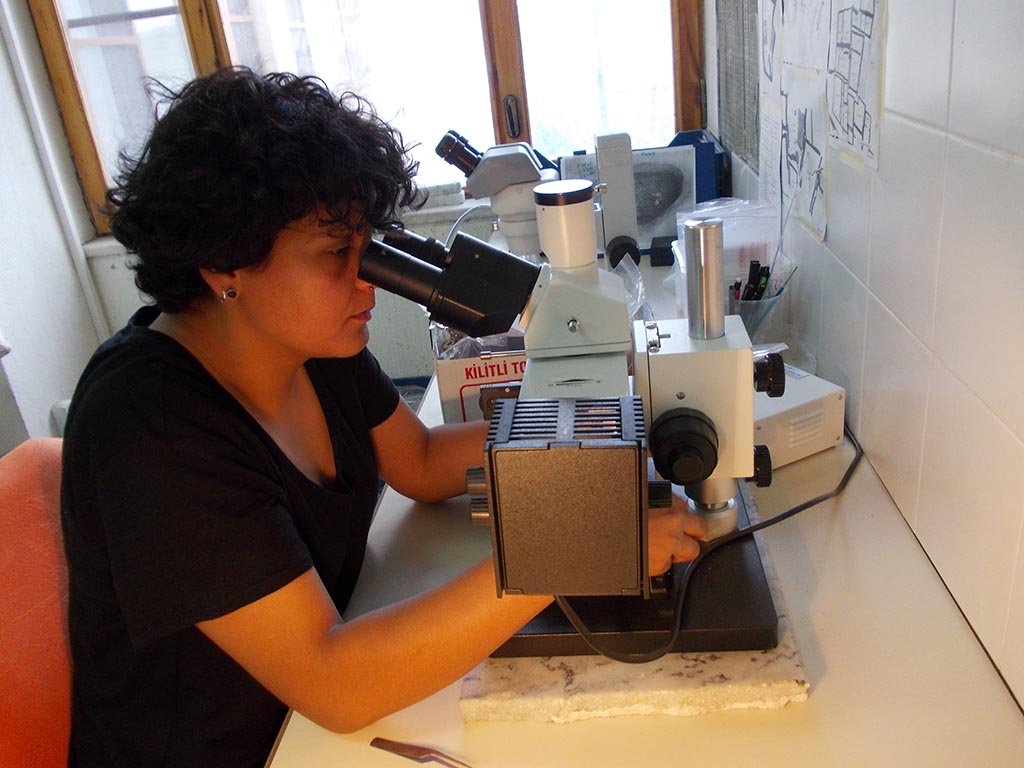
[556,423,864,664]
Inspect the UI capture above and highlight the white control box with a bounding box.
[754,365,846,468]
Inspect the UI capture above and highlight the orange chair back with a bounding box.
[0,438,69,768]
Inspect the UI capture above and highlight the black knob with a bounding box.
[649,408,718,485]
[606,235,641,268]
[754,353,786,397]
[752,444,773,487]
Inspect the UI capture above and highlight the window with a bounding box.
[28,0,703,236]
[517,1,677,158]
[221,0,496,188]
[28,0,229,235]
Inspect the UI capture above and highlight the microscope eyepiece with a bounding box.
[359,229,541,338]
[381,228,450,269]
[436,130,482,177]
[358,239,442,310]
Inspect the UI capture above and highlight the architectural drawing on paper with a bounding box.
[782,0,831,69]
[781,86,825,225]
[827,1,881,165]
[760,0,781,83]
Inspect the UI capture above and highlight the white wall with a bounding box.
[717,0,1024,701]
[0,1,101,447]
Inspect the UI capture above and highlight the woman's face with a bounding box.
[230,209,377,362]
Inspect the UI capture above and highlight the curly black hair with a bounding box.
[106,67,420,312]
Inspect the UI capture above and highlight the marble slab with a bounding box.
[459,488,809,723]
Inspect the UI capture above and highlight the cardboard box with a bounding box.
[431,325,527,423]
[434,351,528,423]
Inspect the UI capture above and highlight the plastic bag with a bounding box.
[675,198,778,287]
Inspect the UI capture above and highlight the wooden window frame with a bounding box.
[29,0,701,237]
[478,0,704,146]
[27,0,229,235]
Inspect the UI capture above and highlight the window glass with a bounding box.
[58,0,196,184]
[216,0,495,187]
[517,0,676,157]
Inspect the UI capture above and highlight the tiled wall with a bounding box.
[742,1,1024,700]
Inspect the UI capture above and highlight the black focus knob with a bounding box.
[754,352,786,398]
[649,408,718,485]
[752,444,773,487]
[606,235,641,268]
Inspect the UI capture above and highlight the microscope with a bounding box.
[359,175,785,659]
[435,130,557,255]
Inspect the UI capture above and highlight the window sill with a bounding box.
[82,235,129,261]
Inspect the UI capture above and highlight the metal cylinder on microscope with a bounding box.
[534,179,597,270]
[683,218,726,340]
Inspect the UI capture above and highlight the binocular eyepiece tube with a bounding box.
[358,229,542,339]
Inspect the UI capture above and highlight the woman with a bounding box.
[60,67,706,767]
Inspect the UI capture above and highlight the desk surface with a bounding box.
[267,380,1024,768]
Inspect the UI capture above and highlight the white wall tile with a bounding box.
[949,2,1024,156]
[713,0,1024,707]
[825,145,871,283]
[781,221,824,366]
[860,296,931,527]
[917,361,1024,652]
[868,115,946,342]
[1003,521,1024,701]
[817,247,867,429]
[883,0,954,128]
[933,139,1024,442]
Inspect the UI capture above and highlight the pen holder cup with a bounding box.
[729,282,785,341]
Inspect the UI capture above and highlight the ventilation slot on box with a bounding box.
[507,399,561,441]
[573,398,627,440]
[787,408,825,447]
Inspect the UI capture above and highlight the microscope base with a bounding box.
[492,489,778,658]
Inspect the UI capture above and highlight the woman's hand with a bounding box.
[647,494,707,576]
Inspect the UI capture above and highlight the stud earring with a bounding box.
[221,287,238,302]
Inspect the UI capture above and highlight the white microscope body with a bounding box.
[513,180,772,540]
[518,179,631,399]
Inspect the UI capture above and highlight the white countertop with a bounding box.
[266,377,1024,767]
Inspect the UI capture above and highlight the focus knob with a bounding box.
[752,444,773,487]
[754,352,786,397]
[606,235,641,268]
[466,466,488,497]
[466,466,491,525]
[647,479,673,508]
[649,408,718,485]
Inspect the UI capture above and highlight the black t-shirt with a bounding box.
[60,307,400,767]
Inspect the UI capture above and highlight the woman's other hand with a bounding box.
[647,495,707,576]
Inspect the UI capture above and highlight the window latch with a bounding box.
[503,94,522,139]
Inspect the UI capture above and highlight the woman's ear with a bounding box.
[198,267,240,300]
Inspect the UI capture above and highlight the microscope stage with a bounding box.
[492,489,778,658]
